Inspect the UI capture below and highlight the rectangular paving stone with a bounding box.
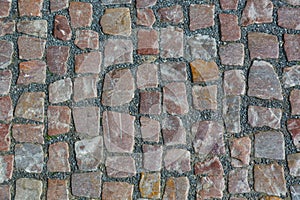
[73,75,98,102]
[139,172,161,199]
[69,2,93,28]
[53,15,72,41]
[0,124,10,151]
[0,19,15,36]
[0,185,10,200]
[160,61,187,82]
[0,40,13,69]
[190,59,219,83]
[219,43,244,65]
[47,106,71,136]
[284,34,300,61]
[230,137,251,167]
[143,144,163,172]
[136,0,157,8]
[248,106,282,129]
[50,0,69,12]
[229,169,250,194]
[288,153,300,177]
[162,116,186,145]
[223,96,241,133]
[290,89,300,115]
[223,70,246,96]
[17,60,46,85]
[17,20,47,38]
[47,142,70,172]
[106,156,136,178]
[18,36,46,60]
[47,179,69,200]
[283,65,300,88]
[49,78,72,103]
[140,91,161,115]
[189,4,214,31]
[278,7,300,30]
[137,29,159,55]
[0,155,13,183]
[102,182,133,200]
[46,46,70,75]
[12,124,44,144]
[163,177,189,200]
[15,178,42,200]
[75,51,102,74]
[0,96,12,122]
[220,0,238,10]
[74,30,99,50]
[0,0,11,18]
[164,148,191,173]
[104,39,133,67]
[136,63,158,89]
[18,0,43,17]
[288,119,300,150]
[192,85,218,111]
[71,172,101,198]
[140,116,160,142]
[160,26,184,58]
[158,5,183,24]
[137,8,156,27]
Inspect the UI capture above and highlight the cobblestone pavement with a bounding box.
[0,0,300,199]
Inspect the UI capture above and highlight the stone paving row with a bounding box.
[0,0,300,199]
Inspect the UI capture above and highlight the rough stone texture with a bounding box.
[46,46,70,75]
[18,0,43,17]
[49,78,72,103]
[102,68,135,106]
[50,0,69,12]
[230,137,251,167]
[0,96,12,122]
[15,143,44,173]
[224,70,246,96]
[0,70,11,95]
[136,63,158,89]
[54,15,72,41]
[12,124,44,144]
[291,185,300,200]
[47,142,70,172]
[163,177,189,200]
[284,34,300,61]
[106,156,136,178]
[192,85,218,111]
[102,182,134,200]
[287,119,300,150]
[190,59,219,83]
[73,75,98,102]
[71,172,101,198]
[160,26,184,58]
[158,5,183,24]
[220,0,238,10]
[0,19,15,37]
[137,29,159,55]
[18,36,46,60]
[17,60,46,85]
[15,92,45,122]
[229,169,250,194]
[136,0,157,8]
[140,117,160,142]
[0,0,11,18]
[163,82,189,115]
[0,40,13,69]
[278,7,300,30]
[283,65,300,88]
[219,14,241,41]
[74,30,99,50]
[47,179,69,200]
[0,185,10,200]
[248,61,283,100]
[15,178,42,200]
[241,0,273,26]
[102,0,132,5]
[17,20,47,38]
[103,39,133,67]
[69,2,93,28]
[254,163,287,196]
[161,61,187,82]
[139,172,161,199]
[288,153,300,177]
[219,43,244,65]
[290,89,300,115]
[103,111,135,153]
[248,106,282,129]
[140,91,161,115]
[100,8,131,36]
[223,96,241,133]
[189,4,214,31]
[75,51,101,74]
[73,107,100,138]
[164,148,191,173]
[192,121,225,158]
[75,136,103,171]
[0,155,13,183]
[143,144,163,172]
[248,32,279,60]
[137,8,156,27]
[162,116,186,145]
[0,124,11,151]
[48,106,70,136]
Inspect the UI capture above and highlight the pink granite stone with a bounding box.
[18,0,43,17]
[18,36,46,60]
[74,30,99,50]
[0,19,15,37]
[158,5,183,24]
[49,78,72,103]
[71,172,101,198]
[189,4,215,31]
[220,0,238,10]
[46,46,70,75]
[223,70,246,96]
[73,75,98,102]
[0,96,12,122]
[140,91,161,115]
[0,124,11,151]
[230,137,251,167]
[288,153,300,177]
[137,9,156,27]
[12,124,44,144]
[162,116,186,145]
[17,20,47,38]
[285,0,300,5]
[102,182,133,200]
[248,106,282,129]
[164,148,191,173]
[50,0,68,12]
[278,7,300,30]
[283,65,300,87]
[17,60,46,85]
[161,61,187,82]
[0,155,14,183]
[223,96,241,133]
[163,177,189,200]
[0,70,11,95]
[290,89,300,115]
[54,15,72,41]
[136,0,157,8]
[284,34,300,61]
[47,106,71,136]
[160,26,184,58]
[136,63,158,89]
[106,156,136,178]
[192,85,218,111]
[143,144,162,172]
[219,43,244,65]
[287,119,300,150]
[69,2,93,28]
[228,169,250,194]
[137,29,159,55]
[47,179,69,200]
[47,142,70,172]
[75,51,101,74]
[0,185,10,200]
[219,14,240,41]
[0,40,13,69]
[140,117,160,142]
[0,0,11,18]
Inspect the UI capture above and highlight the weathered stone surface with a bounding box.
[278,7,300,30]
[17,60,46,85]
[286,0,300,5]
[47,179,69,200]
[190,59,219,83]
[0,96,12,122]
[192,85,218,111]
[103,39,133,67]
[140,91,161,115]
[18,36,46,60]
[0,40,13,69]
[160,26,184,58]
[12,124,44,144]
[15,178,42,200]
[224,70,246,96]
[75,51,101,74]
[138,29,159,55]
[71,172,101,198]
[284,34,300,61]
[190,4,214,31]
[241,0,273,26]
[162,116,186,145]
[15,92,45,122]
[139,172,161,199]
[15,143,44,173]
[75,136,103,171]
[73,75,98,102]
[230,137,251,167]
[74,30,99,50]
[0,155,13,183]
[49,78,72,103]
[161,61,187,82]
[69,2,93,28]
[48,106,71,136]
[0,124,10,151]
[0,185,10,200]
[0,19,15,37]
[158,5,183,24]
[248,106,282,129]
[18,0,43,17]
[0,70,11,95]
[47,142,70,172]
[54,15,72,41]
[288,119,300,150]
[164,149,191,173]
[195,156,223,176]
[291,185,300,200]
[50,0,68,12]
[220,0,238,10]
[163,82,189,115]
[248,32,279,60]
[46,46,70,75]
[192,121,225,158]
[102,68,135,106]
[17,20,47,38]
[73,107,100,138]
[100,8,131,36]
[143,144,163,172]
[248,61,283,100]
[106,156,136,178]
[283,65,300,88]
[163,177,189,200]
[103,111,135,153]
[229,169,250,194]
[137,9,156,27]
[137,63,158,89]
[254,163,287,196]
[136,0,157,8]
[290,89,300,115]
[0,0,11,18]
[223,96,241,133]
[102,0,132,4]
[102,182,133,200]
[288,153,300,177]
[186,34,217,61]
[140,117,160,142]
[219,43,244,65]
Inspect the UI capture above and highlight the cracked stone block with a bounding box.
[162,116,186,145]
[53,15,72,41]
[140,91,161,115]
[230,137,251,167]
[137,29,159,55]
[283,65,300,88]
[140,117,160,142]
[248,106,282,129]
[137,63,158,89]
[102,182,134,200]
[0,124,10,151]
[160,26,184,58]
[71,172,101,198]
[0,155,13,183]
[46,46,70,75]
[143,144,163,172]
[278,7,300,30]
[0,40,13,69]
[0,19,15,37]
[288,153,300,177]
[47,142,70,172]
[50,0,68,12]
[219,43,244,65]
[288,119,300,150]
[192,85,218,111]
[18,0,43,17]
[12,124,44,144]
[223,96,241,133]
[106,156,136,178]
[18,36,46,60]
[220,0,238,10]
[136,0,157,8]
[163,177,189,200]
[219,13,240,41]
[15,178,42,200]
[291,89,300,115]
[73,75,98,102]
[229,169,250,194]
[17,60,46,85]
[161,61,187,82]
[139,172,161,199]
[0,185,10,200]
[17,20,47,38]
[47,179,69,200]
[137,8,156,27]
[0,70,12,95]
[49,78,72,103]
[75,51,101,74]
[284,34,300,61]
[291,185,300,200]
[74,30,99,50]
[69,2,93,28]
[190,59,219,83]
[164,148,191,173]
[224,70,246,96]
[0,0,11,17]
[189,4,214,31]
[0,96,12,122]
[158,5,183,24]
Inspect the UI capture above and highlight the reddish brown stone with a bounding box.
[18,0,43,17]
[195,156,223,176]
[50,0,68,12]
[288,153,300,177]
[74,30,99,50]
[12,124,44,144]
[0,155,13,183]
[0,0,11,17]
[0,96,12,122]
[75,51,101,74]
[283,65,300,87]
[17,60,46,85]
[46,46,69,75]
[192,85,218,111]
[163,177,189,200]
[15,178,42,200]
[248,106,282,129]
[190,4,214,31]
[220,0,238,10]
[17,20,47,38]
[54,15,72,41]
[190,59,219,83]
[136,63,158,89]
[158,5,183,24]
[136,0,157,8]
[161,61,187,82]
[260,197,283,200]
[49,78,72,103]
[48,106,71,136]
[143,144,163,171]
[290,89,300,115]
[47,142,70,172]
[219,43,244,65]
[241,0,273,26]
[47,179,69,200]
[69,2,93,28]
[102,182,133,200]
[139,172,161,199]
[0,124,10,151]
[71,172,101,198]
[18,36,46,60]
[163,82,188,115]
[223,96,241,133]
[0,185,10,200]
[228,169,250,194]
[278,7,300,30]
[137,9,156,27]
[284,34,300,61]
[0,19,15,37]
[106,156,136,178]
[0,40,13,69]
[73,75,98,102]
[162,116,186,145]
[230,137,251,167]
[219,14,240,41]
[0,70,11,95]
[164,149,191,173]
[137,29,159,55]
[160,26,184,58]
[231,198,247,200]
[140,91,161,115]
[140,117,160,142]
[223,70,246,96]
[287,119,300,150]
[102,0,132,4]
